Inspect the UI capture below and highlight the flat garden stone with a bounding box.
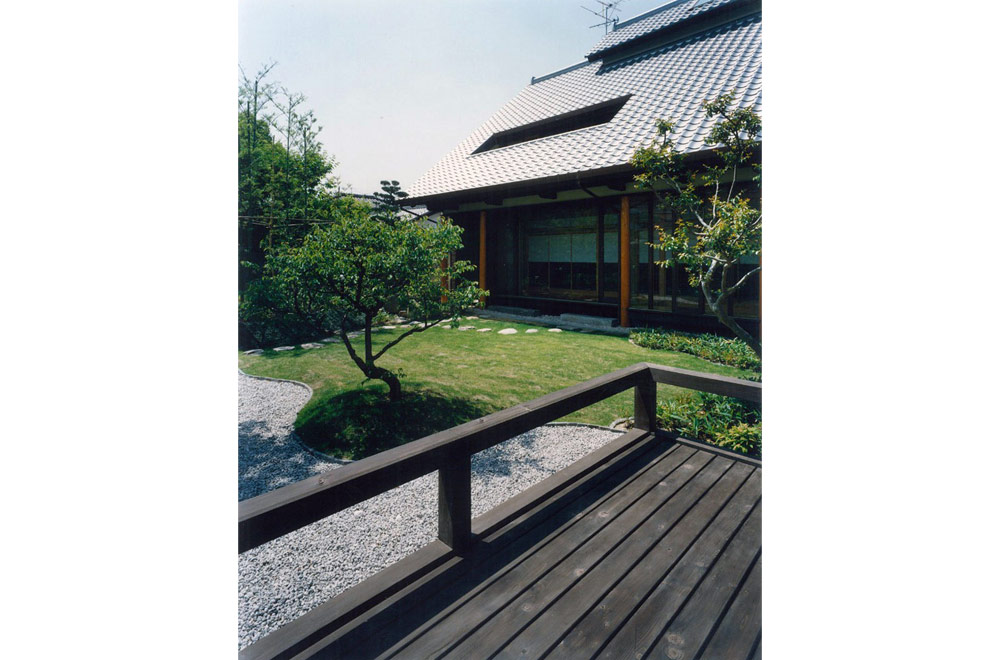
[381,325,397,330]
[243,349,264,355]
[457,326,475,331]
[465,315,479,320]
[319,337,338,343]
[477,328,492,332]
[301,342,323,349]
[274,345,296,351]
[525,329,538,334]
[547,328,562,333]
[498,328,517,335]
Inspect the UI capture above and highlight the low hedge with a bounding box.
[630,329,761,372]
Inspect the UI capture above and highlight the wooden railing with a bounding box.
[239,362,760,555]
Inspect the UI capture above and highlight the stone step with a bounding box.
[488,305,541,317]
[559,313,618,328]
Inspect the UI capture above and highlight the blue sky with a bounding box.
[239,0,672,195]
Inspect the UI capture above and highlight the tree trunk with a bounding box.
[379,370,403,402]
[703,281,762,358]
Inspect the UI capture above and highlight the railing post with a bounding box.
[634,368,657,432]
[438,449,472,552]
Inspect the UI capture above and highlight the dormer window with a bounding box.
[472,95,631,154]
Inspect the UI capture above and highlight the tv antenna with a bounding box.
[582,1,625,34]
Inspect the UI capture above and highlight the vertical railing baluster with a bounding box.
[438,449,472,552]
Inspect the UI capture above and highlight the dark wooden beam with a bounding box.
[438,450,472,552]
[645,363,761,404]
[539,192,558,200]
[633,370,657,432]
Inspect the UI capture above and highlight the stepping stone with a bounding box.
[319,337,338,343]
[243,349,263,355]
[301,342,323,349]
[498,328,517,335]
[525,329,538,334]
[477,328,492,332]
[457,326,475,331]
[274,345,295,351]
[347,332,361,338]
[547,328,562,333]
[465,315,479,320]
[381,325,397,330]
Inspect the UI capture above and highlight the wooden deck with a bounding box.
[239,364,761,660]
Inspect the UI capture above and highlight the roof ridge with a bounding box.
[530,60,590,85]
[611,0,690,32]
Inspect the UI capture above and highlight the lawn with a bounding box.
[238,317,757,459]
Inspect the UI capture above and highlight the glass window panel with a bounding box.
[733,254,760,319]
[527,235,548,262]
[571,232,596,263]
[549,233,571,262]
[675,263,701,313]
[630,201,650,308]
[550,262,571,289]
[603,230,618,263]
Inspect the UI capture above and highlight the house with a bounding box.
[406,0,761,335]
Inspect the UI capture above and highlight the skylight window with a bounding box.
[472,95,631,154]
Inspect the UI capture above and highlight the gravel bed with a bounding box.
[238,370,623,650]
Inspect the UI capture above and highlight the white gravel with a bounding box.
[238,371,622,650]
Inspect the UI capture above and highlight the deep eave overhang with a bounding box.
[407,143,760,212]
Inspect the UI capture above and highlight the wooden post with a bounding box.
[479,211,487,302]
[619,196,630,327]
[438,450,472,552]
[633,370,657,432]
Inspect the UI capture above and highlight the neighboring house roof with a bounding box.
[407,0,760,204]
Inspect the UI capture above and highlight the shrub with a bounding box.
[655,392,761,458]
[630,329,761,372]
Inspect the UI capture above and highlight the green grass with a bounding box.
[239,318,758,459]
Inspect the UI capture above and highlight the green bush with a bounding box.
[630,329,761,372]
[655,392,761,458]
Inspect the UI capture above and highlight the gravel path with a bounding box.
[238,370,622,650]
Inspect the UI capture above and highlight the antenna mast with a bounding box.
[581,1,625,34]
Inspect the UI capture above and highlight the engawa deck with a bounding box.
[239,363,761,660]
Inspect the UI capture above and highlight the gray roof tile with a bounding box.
[407,12,760,200]
[587,0,742,58]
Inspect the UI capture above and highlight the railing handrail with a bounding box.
[238,362,760,553]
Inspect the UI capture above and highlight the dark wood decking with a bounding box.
[262,430,761,660]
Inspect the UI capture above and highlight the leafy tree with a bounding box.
[631,91,762,356]
[238,63,341,284]
[248,185,487,400]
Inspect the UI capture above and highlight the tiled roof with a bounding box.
[407,10,760,201]
[587,0,742,58]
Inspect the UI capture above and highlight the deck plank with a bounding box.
[542,461,755,659]
[648,503,762,660]
[698,554,762,660]
[266,438,761,660]
[390,445,710,659]
[449,453,732,660]
[597,471,761,659]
